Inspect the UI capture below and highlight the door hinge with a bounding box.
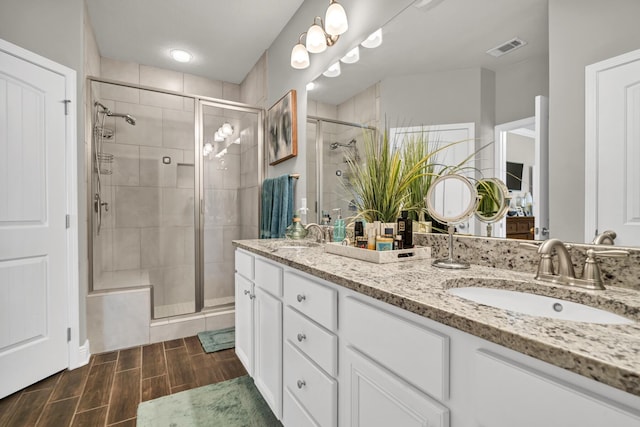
[63,99,71,115]
[67,328,71,342]
[65,214,71,229]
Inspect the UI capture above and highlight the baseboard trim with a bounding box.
[70,339,91,369]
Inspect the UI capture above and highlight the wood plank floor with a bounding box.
[0,336,247,427]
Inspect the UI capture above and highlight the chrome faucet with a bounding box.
[522,238,629,290]
[304,223,333,244]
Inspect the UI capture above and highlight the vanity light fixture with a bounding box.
[290,0,348,69]
[340,46,360,64]
[323,62,341,78]
[361,28,383,49]
[170,49,192,63]
[221,122,233,137]
[306,81,316,91]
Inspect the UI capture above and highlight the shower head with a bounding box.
[107,111,137,126]
[94,101,136,125]
[329,139,356,150]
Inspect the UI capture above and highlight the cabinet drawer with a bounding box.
[284,341,337,427]
[235,250,254,280]
[284,306,337,377]
[255,257,283,296]
[283,388,319,427]
[284,272,337,331]
[343,296,449,401]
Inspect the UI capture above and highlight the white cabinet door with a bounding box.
[474,349,640,427]
[234,273,253,375]
[254,286,283,419]
[341,347,449,427]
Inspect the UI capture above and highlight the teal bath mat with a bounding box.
[197,327,235,353]
[137,375,282,426]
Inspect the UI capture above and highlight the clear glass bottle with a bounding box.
[285,214,308,240]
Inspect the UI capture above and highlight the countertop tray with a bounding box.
[325,242,431,264]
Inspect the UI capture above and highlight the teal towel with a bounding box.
[261,175,294,239]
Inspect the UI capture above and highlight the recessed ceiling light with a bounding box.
[170,49,192,63]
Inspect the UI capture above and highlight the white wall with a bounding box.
[0,0,88,341]
[495,53,549,125]
[548,0,640,242]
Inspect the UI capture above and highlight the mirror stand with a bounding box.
[432,224,470,269]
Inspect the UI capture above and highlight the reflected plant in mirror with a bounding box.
[343,128,475,223]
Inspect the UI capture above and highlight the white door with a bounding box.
[0,46,69,398]
[391,123,476,234]
[586,48,640,246]
[533,95,549,240]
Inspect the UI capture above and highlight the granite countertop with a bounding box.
[233,239,640,397]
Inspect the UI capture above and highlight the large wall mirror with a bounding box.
[305,0,640,246]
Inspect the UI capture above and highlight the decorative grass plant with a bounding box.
[345,128,477,223]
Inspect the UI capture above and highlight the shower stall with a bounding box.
[89,79,263,319]
[306,116,376,223]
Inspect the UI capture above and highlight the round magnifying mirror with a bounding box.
[474,178,510,223]
[425,174,478,225]
[425,174,478,270]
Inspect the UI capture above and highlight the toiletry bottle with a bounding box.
[393,235,403,250]
[332,208,346,242]
[285,214,308,240]
[366,224,376,250]
[376,233,393,251]
[397,210,413,248]
[321,210,331,226]
[354,220,368,248]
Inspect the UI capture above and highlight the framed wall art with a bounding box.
[267,89,297,165]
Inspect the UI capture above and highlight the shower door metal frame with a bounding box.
[196,99,264,312]
[307,116,377,224]
[87,76,265,318]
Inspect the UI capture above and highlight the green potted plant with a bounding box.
[344,128,476,224]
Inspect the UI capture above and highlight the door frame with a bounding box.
[0,39,84,369]
[585,48,640,243]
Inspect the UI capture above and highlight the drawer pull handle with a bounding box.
[297,333,306,342]
[297,379,306,389]
[297,294,306,302]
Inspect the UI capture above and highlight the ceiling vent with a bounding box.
[486,37,527,57]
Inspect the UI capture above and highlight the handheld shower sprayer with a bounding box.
[94,101,137,125]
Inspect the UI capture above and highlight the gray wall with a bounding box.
[0,0,88,342]
[548,0,640,242]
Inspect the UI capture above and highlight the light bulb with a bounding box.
[291,43,310,69]
[323,62,341,78]
[325,1,348,36]
[170,49,192,63]
[221,122,233,136]
[306,81,316,91]
[306,22,327,53]
[214,131,225,142]
[361,28,383,49]
[341,46,359,64]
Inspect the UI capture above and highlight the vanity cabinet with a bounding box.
[282,271,338,427]
[234,250,283,419]
[506,215,535,239]
[234,248,640,427]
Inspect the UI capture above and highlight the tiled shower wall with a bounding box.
[307,83,379,222]
[92,58,244,317]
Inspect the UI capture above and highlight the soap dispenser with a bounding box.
[333,208,346,242]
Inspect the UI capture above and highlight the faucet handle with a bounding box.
[581,249,629,290]
[588,248,630,258]
[519,242,540,251]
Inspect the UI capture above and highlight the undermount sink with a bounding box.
[447,287,634,325]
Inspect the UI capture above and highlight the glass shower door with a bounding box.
[200,101,261,310]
